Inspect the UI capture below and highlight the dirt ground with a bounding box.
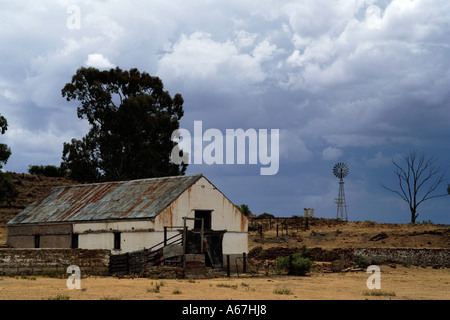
[248,219,450,250]
[1,221,448,301]
[0,265,448,300]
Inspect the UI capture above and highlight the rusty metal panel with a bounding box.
[8,174,203,225]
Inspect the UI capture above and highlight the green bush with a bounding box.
[258,212,275,219]
[276,252,312,276]
[298,245,312,259]
[354,255,370,269]
[41,269,64,278]
[290,256,312,276]
[273,288,293,295]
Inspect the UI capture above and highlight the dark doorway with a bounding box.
[185,230,225,269]
[114,232,121,250]
[194,210,212,230]
[71,234,79,249]
[34,235,40,248]
[205,232,224,268]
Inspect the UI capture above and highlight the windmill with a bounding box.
[333,162,349,221]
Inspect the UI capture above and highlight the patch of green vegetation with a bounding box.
[401,261,411,268]
[16,274,36,280]
[273,288,293,295]
[216,283,238,289]
[44,294,70,300]
[353,255,370,269]
[275,250,312,276]
[147,281,165,293]
[41,269,64,278]
[100,296,122,300]
[240,282,256,292]
[363,290,396,297]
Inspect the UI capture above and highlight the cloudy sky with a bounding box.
[1,0,449,223]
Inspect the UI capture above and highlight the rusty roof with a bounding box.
[8,174,203,225]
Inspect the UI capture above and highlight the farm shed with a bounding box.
[6,174,248,269]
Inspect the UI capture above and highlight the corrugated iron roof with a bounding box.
[8,174,203,225]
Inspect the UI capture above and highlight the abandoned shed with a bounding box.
[6,174,248,270]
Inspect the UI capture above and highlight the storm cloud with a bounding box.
[1,0,449,223]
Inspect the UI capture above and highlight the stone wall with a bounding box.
[249,246,450,267]
[354,248,450,267]
[0,249,110,276]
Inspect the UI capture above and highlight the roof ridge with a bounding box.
[53,173,204,189]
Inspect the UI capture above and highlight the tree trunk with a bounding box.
[410,207,418,224]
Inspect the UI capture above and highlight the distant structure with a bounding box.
[333,162,349,221]
[303,208,314,218]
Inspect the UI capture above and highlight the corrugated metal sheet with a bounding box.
[8,174,203,225]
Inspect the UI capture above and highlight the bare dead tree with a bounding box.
[382,151,447,223]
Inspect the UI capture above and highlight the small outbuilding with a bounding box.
[7,174,248,268]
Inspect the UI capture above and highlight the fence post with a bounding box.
[243,252,247,273]
[227,255,230,277]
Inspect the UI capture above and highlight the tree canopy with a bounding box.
[28,165,66,177]
[235,204,252,217]
[0,114,11,170]
[61,67,187,182]
[0,114,18,205]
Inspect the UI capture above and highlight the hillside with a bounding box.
[248,217,450,253]
[0,172,79,244]
[0,172,449,250]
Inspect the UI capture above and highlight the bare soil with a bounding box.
[0,173,449,300]
[0,265,448,300]
[248,218,450,250]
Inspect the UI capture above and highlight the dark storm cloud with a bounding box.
[1,0,449,222]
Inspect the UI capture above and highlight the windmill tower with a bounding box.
[333,162,349,221]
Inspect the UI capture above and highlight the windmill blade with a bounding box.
[333,162,349,179]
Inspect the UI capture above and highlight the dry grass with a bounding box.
[0,265,448,300]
